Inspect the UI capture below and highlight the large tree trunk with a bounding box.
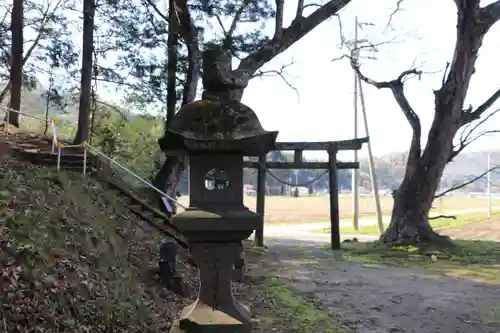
[73,0,95,144]
[6,0,23,127]
[382,161,450,245]
[381,105,462,246]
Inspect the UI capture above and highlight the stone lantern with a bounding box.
[159,99,278,333]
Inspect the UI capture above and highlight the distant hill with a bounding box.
[1,86,140,124]
[358,149,499,193]
[1,86,79,122]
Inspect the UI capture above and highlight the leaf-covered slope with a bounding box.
[0,160,187,332]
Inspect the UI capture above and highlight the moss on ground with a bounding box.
[338,240,500,283]
[259,278,348,333]
[0,160,184,332]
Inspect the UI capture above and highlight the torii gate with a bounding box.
[243,137,368,249]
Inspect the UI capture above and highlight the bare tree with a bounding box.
[352,0,500,246]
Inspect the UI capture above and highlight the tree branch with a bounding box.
[334,14,346,48]
[144,0,168,22]
[295,0,304,18]
[462,88,500,124]
[274,0,284,38]
[332,37,398,63]
[352,64,422,131]
[441,62,450,86]
[429,215,456,220]
[0,83,10,104]
[450,129,500,162]
[214,14,227,36]
[1,5,11,28]
[434,165,500,198]
[480,0,500,29]
[224,1,251,48]
[173,0,196,48]
[22,0,61,66]
[385,0,404,31]
[450,107,500,161]
[237,0,352,77]
[173,0,201,105]
[352,63,423,173]
[452,86,500,159]
[253,61,299,100]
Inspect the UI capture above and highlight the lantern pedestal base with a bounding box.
[169,209,260,333]
[169,301,251,333]
[169,241,252,333]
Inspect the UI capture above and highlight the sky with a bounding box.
[236,0,500,160]
[4,0,500,162]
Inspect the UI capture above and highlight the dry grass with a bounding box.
[0,157,300,333]
[179,195,499,224]
[0,160,185,332]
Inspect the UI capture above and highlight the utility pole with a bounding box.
[352,17,383,234]
[488,151,492,218]
[351,16,360,231]
[357,75,384,233]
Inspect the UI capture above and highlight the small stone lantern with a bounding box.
[159,99,278,333]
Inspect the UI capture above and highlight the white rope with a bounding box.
[258,161,328,187]
[83,143,187,210]
[0,105,52,122]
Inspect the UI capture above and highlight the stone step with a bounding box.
[19,153,95,168]
[128,204,187,248]
[106,179,173,222]
[12,147,97,167]
[102,178,187,247]
[15,148,91,160]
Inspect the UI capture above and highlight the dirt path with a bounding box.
[248,239,500,333]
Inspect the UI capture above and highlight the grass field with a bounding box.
[179,194,500,224]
